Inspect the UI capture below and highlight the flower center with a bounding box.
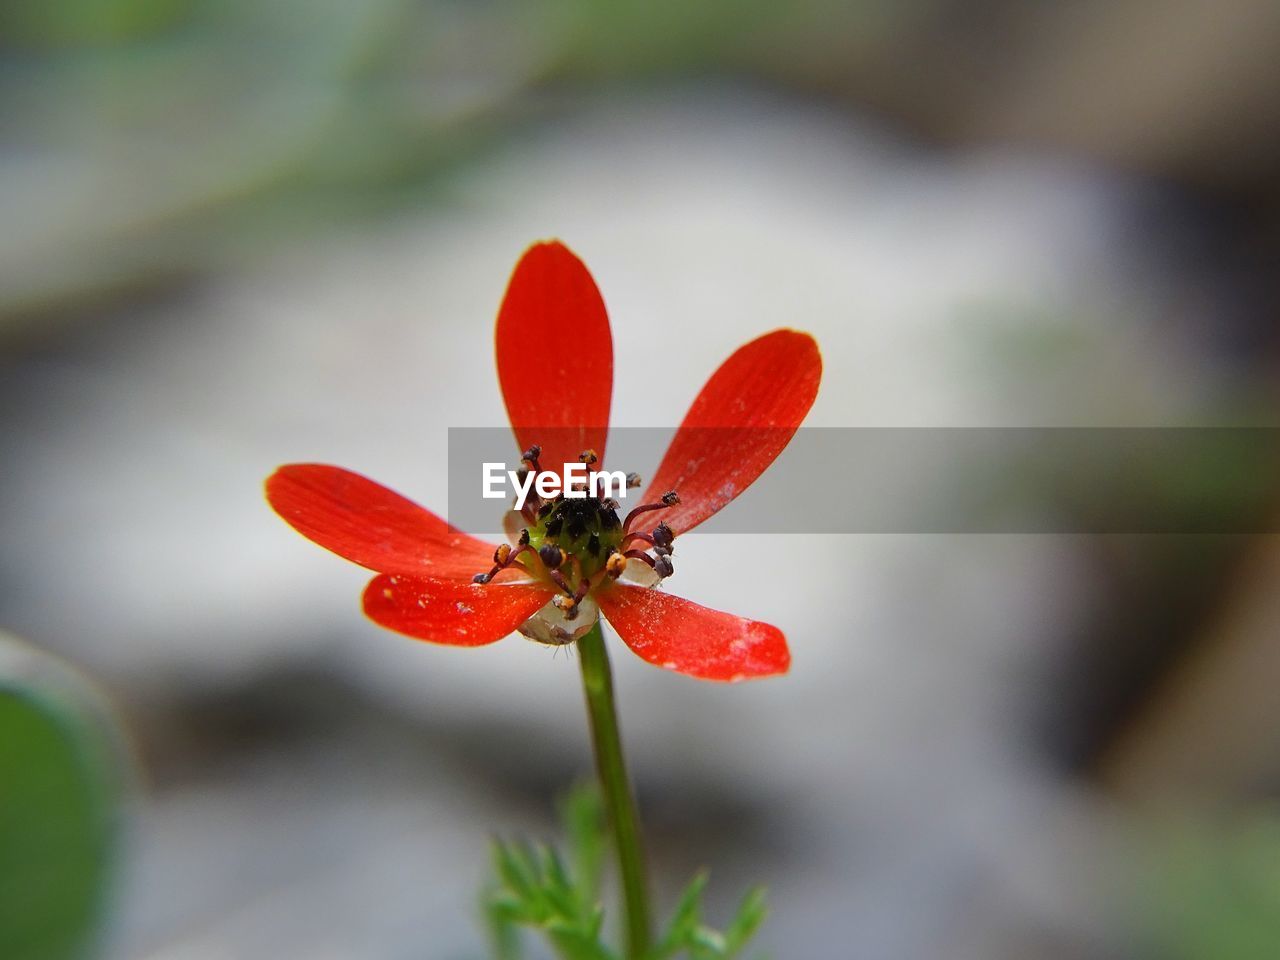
[529,494,624,581]
[472,444,680,623]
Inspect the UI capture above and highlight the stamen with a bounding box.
[625,472,642,489]
[622,549,674,580]
[552,594,579,619]
[605,551,627,579]
[622,530,675,556]
[563,552,586,588]
[623,490,680,533]
[518,499,538,526]
[578,449,598,466]
[473,543,532,583]
[652,521,674,548]
[553,572,593,620]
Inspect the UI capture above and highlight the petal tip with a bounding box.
[263,462,306,511]
[762,327,822,369]
[498,239,613,472]
[518,238,582,267]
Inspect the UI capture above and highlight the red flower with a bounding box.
[265,242,821,681]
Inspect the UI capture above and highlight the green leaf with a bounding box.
[648,872,769,960]
[723,887,769,957]
[481,786,620,960]
[480,785,771,960]
[539,846,583,920]
[0,634,128,960]
[483,889,524,960]
[546,923,616,960]
[649,871,709,958]
[493,839,544,916]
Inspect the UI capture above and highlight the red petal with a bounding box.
[496,241,613,475]
[266,464,497,580]
[363,575,554,646]
[640,329,820,533]
[597,585,790,681]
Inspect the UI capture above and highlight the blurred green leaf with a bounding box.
[1143,812,1280,960]
[0,0,194,47]
[484,828,618,960]
[650,871,709,958]
[722,886,768,957]
[0,635,127,960]
[648,871,769,960]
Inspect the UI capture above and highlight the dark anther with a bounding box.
[661,490,680,506]
[514,467,528,486]
[653,544,672,558]
[653,554,674,578]
[587,534,601,556]
[626,472,642,488]
[521,444,542,463]
[539,544,564,570]
[566,518,586,540]
[601,498,620,512]
[652,521,673,547]
[544,516,563,538]
[538,502,554,519]
[517,528,530,546]
[578,448,598,465]
[472,572,492,584]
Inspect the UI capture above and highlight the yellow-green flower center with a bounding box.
[527,495,624,583]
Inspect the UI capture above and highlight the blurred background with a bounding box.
[4,1,1280,957]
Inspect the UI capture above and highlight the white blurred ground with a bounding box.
[1,89,1230,958]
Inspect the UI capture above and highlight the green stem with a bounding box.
[577,621,652,959]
